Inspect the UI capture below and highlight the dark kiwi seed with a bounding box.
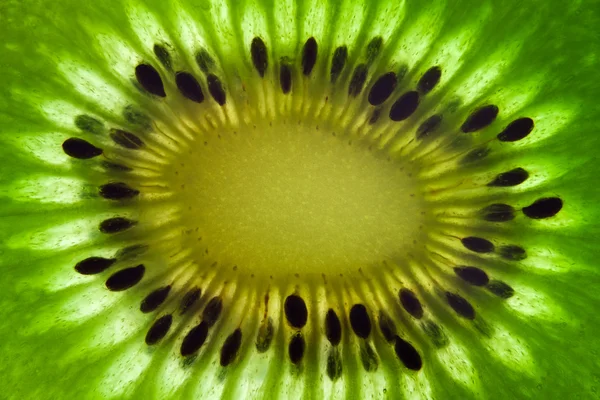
[74,114,104,135]
[487,167,529,187]
[135,64,166,97]
[195,48,215,73]
[280,62,292,94]
[302,37,318,76]
[445,292,476,319]
[461,236,495,253]
[486,280,515,299]
[348,64,368,97]
[330,46,348,83]
[181,321,209,356]
[202,296,223,327]
[207,74,226,105]
[140,285,171,313]
[153,44,172,71]
[326,348,342,381]
[360,343,379,372]
[99,182,139,200]
[497,117,534,142]
[460,146,490,164]
[175,72,205,103]
[389,91,420,121]
[416,115,443,140]
[123,105,152,131]
[368,72,397,106]
[349,304,371,338]
[417,66,442,94]
[256,318,274,352]
[399,288,424,319]
[365,36,383,64]
[105,265,145,291]
[288,333,305,364]
[325,309,342,346]
[454,266,490,286]
[378,311,397,343]
[369,108,382,125]
[284,294,308,328]
[179,287,201,314]
[220,328,242,367]
[62,138,102,159]
[461,105,499,133]
[498,244,527,261]
[251,37,268,77]
[74,256,116,275]
[116,244,148,259]
[110,129,144,150]
[394,336,422,371]
[522,197,563,219]
[480,203,516,222]
[422,320,448,347]
[145,314,173,345]
[99,217,137,234]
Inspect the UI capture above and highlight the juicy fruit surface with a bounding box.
[0,0,599,399]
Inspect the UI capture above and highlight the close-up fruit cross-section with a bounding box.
[1,0,599,399]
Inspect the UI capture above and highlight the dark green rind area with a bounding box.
[0,0,599,399]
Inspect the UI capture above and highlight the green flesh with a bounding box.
[1,0,599,399]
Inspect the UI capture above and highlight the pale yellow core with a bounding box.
[168,121,423,276]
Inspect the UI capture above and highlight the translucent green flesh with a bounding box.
[0,0,599,399]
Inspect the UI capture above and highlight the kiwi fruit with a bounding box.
[0,0,599,399]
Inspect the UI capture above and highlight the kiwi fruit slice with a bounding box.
[1,0,599,399]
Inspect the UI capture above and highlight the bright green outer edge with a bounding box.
[0,0,599,399]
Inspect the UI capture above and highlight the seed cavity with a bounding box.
[302,37,318,76]
[181,321,209,356]
[203,296,223,327]
[461,105,499,133]
[105,265,145,291]
[99,217,137,234]
[330,46,348,83]
[416,115,443,140]
[461,146,490,164]
[417,66,442,94]
[498,245,527,261]
[348,64,368,97]
[486,280,515,299]
[220,328,242,367]
[480,204,515,222]
[179,287,201,315]
[145,314,173,345]
[176,72,205,103]
[325,309,342,346]
[117,244,148,259]
[349,304,371,338]
[75,115,104,135]
[207,74,226,105]
[140,286,171,313]
[284,294,308,328]
[360,343,379,372]
[522,197,563,219]
[123,106,152,131]
[378,311,397,343]
[368,72,397,106]
[280,62,292,94]
[369,108,382,125]
[256,318,274,352]
[445,292,475,319]
[153,44,172,71]
[62,138,102,159]
[196,49,215,73]
[497,117,534,142]
[394,336,422,371]
[135,64,166,97]
[75,256,115,275]
[365,37,383,64]
[461,237,495,253]
[99,182,139,200]
[487,167,529,187]
[288,333,305,364]
[251,37,268,77]
[110,129,144,150]
[326,348,342,381]
[454,266,490,286]
[399,289,424,319]
[422,320,448,347]
[389,91,420,121]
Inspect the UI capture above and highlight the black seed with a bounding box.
[486,280,515,299]
[497,117,534,142]
[326,348,342,381]
[110,129,144,150]
[203,296,223,327]
[140,286,171,313]
[75,257,115,275]
[123,105,152,131]
[422,320,448,348]
[251,37,268,77]
[116,244,148,259]
[417,66,442,94]
[389,91,420,121]
[330,46,348,83]
[62,138,102,159]
[302,37,318,76]
[207,74,226,106]
[416,115,443,140]
[280,62,292,94]
[348,64,368,97]
[99,182,139,200]
[399,289,424,319]
[394,336,422,371]
[284,294,308,328]
[106,265,145,291]
[288,333,305,364]
[365,37,383,64]
[179,287,201,315]
[175,72,205,103]
[135,64,166,97]
[256,318,274,352]
[220,328,242,366]
[153,44,172,71]
[522,197,563,219]
[349,304,371,338]
[461,237,495,253]
[99,217,136,234]
[378,311,397,343]
[325,309,342,346]
[75,115,104,135]
[360,343,379,372]
[461,105,499,133]
[487,168,529,187]
[195,49,215,73]
[181,321,209,356]
[368,72,397,106]
[454,266,490,286]
[498,245,527,261]
[480,204,515,222]
[445,292,475,319]
[102,161,132,172]
[369,108,382,125]
[145,314,173,345]
[461,146,490,164]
